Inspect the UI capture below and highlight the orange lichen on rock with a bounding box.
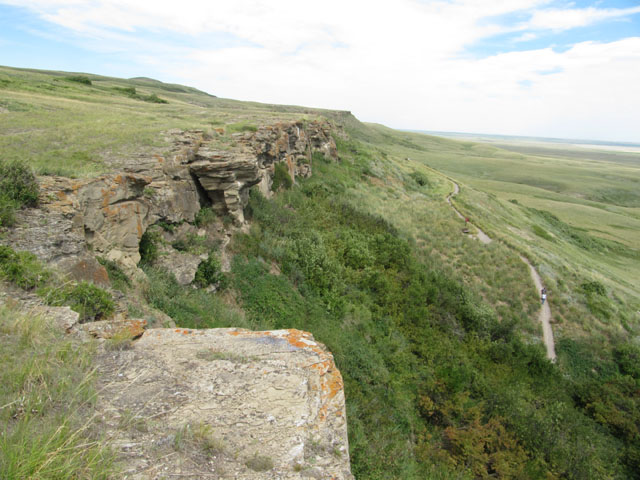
[225,328,345,421]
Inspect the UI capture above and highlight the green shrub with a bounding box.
[139,229,162,265]
[227,122,257,133]
[0,159,39,208]
[194,254,227,289]
[409,170,430,187]
[112,86,167,103]
[271,162,293,191]
[171,233,208,255]
[194,206,217,227]
[245,454,273,472]
[156,220,179,232]
[614,343,640,379]
[143,266,247,329]
[40,281,115,322]
[113,86,137,96]
[142,93,168,104]
[63,75,92,85]
[0,245,50,289]
[582,281,606,296]
[0,195,19,227]
[312,151,330,163]
[532,224,554,241]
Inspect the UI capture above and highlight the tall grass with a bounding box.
[0,304,115,478]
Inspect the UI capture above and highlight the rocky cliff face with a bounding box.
[4,120,337,275]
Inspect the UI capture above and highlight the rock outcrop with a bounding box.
[96,327,353,479]
[2,120,338,274]
[189,120,337,225]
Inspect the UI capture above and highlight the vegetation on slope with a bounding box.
[2,66,639,479]
[141,136,639,479]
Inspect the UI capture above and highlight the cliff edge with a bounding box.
[97,327,353,479]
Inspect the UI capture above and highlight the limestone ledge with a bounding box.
[97,327,353,479]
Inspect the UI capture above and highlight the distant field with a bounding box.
[360,123,640,339]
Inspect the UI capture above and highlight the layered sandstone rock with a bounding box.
[96,328,353,479]
[2,120,338,276]
[188,121,337,225]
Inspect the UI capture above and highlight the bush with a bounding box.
[96,256,131,291]
[194,254,226,289]
[614,343,640,379]
[142,93,168,104]
[113,86,137,96]
[0,195,19,227]
[582,281,606,296]
[227,122,257,133]
[41,281,114,322]
[0,245,50,289]
[139,230,162,265]
[64,75,92,85]
[245,454,273,472]
[271,162,293,191]
[532,224,554,241]
[171,233,209,255]
[194,206,217,227]
[0,158,39,209]
[143,266,246,329]
[409,171,430,187]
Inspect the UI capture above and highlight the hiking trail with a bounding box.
[447,180,556,362]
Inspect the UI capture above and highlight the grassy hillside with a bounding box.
[2,65,640,479]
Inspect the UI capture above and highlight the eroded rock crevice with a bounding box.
[6,120,337,278]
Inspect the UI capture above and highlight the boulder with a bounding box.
[96,328,353,479]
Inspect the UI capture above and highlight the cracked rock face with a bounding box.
[4,121,338,274]
[96,328,353,479]
[189,121,338,225]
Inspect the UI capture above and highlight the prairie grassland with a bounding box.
[0,65,322,177]
[353,123,639,343]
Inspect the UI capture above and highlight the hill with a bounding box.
[1,65,639,479]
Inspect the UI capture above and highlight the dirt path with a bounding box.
[447,182,492,244]
[521,256,557,361]
[447,181,556,361]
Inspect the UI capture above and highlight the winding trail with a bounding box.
[520,256,556,361]
[447,181,556,362]
[446,183,492,245]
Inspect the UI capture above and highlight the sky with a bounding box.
[1,0,639,142]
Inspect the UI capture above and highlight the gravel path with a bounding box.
[447,181,556,361]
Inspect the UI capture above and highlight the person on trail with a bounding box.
[541,288,547,304]
[465,217,469,224]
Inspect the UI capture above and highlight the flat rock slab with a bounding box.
[96,328,353,479]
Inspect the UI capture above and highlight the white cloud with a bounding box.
[2,0,640,141]
[527,5,640,31]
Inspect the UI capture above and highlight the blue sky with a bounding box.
[1,1,639,142]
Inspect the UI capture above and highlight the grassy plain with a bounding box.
[0,65,326,177]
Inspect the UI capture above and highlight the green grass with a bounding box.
[0,304,115,478]
[0,65,328,177]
